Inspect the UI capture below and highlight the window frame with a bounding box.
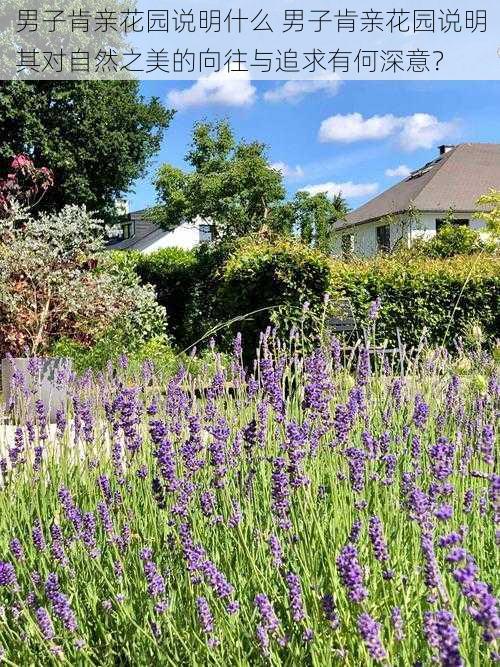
[376,224,391,253]
[199,223,214,242]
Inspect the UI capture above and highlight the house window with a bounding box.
[435,218,469,233]
[376,224,391,252]
[199,223,214,242]
[121,220,135,240]
[341,234,354,259]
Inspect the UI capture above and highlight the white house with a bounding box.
[108,207,213,253]
[332,143,500,258]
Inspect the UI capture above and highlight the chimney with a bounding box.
[438,144,455,155]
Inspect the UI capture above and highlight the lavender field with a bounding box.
[0,333,498,666]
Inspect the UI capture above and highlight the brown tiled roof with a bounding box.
[342,143,500,228]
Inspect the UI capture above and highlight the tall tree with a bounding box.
[152,120,286,240]
[272,191,349,253]
[0,81,173,222]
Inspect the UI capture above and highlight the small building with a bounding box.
[332,143,500,258]
[108,207,214,253]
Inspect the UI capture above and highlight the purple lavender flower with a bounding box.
[321,594,339,629]
[413,395,429,430]
[97,502,114,539]
[284,421,309,488]
[349,519,362,544]
[391,607,404,641]
[336,545,367,603]
[357,612,387,662]
[481,424,494,465]
[254,593,280,634]
[368,516,390,564]
[463,489,474,514]
[438,532,463,549]
[271,457,291,530]
[150,419,178,491]
[45,573,77,632]
[430,437,455,481]
[285,571,305,622]
[428,610,464,666]
[435,504,453,521]
[81,512,99,558]
[140,548,166,600]
[208,417,230,488]
[267,534,283,568]
[201,559,234,599]
[453,559,500,643]
[227,501,242,528]
[331,337,341,373]
[32,519,46,552]
[345,448,366,493]
[196,597,218,647]
[9,538,24,562]
[420,529,443,593]
[50,524,69,568]
[200,491,216,518]
[356,346,371,387]
[256,624,270,655]
[35,607,55,640]
[0,562,17,588]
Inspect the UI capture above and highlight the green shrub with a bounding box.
[51,328,175,374]
[0,206,166,359]
[133,247,198,347]
[216,239,499,353]
[110,239,499,360]
[133,242,233,351]
[413,223,495,258]
[217,237,333,356]
[328,254,500,349]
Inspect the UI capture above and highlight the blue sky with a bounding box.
[129,80,500,212]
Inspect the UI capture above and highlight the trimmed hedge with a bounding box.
[123,239,499,354]
[217,238,332,354]
[328,253,500,348]
[132,243,232,350]
[219,240,499,351]
[133,247,198,346]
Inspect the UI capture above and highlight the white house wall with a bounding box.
[142,223,200,253]
[332,211,486,258]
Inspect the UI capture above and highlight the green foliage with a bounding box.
[132,247,198,346]
[126,237,498,358]
[328,254,500,348]
[414,222,494,258]
[133,242,233,351]
[475,188,500,237]
[217,237,333,355]
[0,204,167,358]
[151,120,286,239]
[0,81,173,222]
[270,191,349,252]
[51,334,176,375]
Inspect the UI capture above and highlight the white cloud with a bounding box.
[167,71,256,110]
[302,181,379,199]
[319,112,459,151]
[319,113,400,143]
[264,78,341,103]
[398,113,458,151]
[385,164,412,179]
[271,162,304,180]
